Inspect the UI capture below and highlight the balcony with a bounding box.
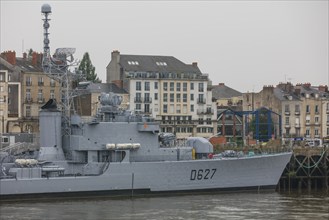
[197,109,214,115]
[197,98,206,104]
[134,97,143,103]
[144,97,152,103]
[327,121,329,126]
[37,98,45,103]
[25,98,33,103]
[284,124,290,128]
[50,82,56,87]
[294,111,300,116]
[295,123,301,128]
[38,81,44,86]
[284,111,290,115]
[134,108,152,114]
[26,81,32,86]
[315,111,319,115]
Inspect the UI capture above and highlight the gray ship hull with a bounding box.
[0,152,291,200]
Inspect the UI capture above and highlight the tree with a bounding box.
[78,52,101,83]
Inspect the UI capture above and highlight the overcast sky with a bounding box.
[1,0,328,92]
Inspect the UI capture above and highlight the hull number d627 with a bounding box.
[190,169,217,181]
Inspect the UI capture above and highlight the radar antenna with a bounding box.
[41,4,82,136]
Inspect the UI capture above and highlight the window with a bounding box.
[144,82,150,91]
[206,118,211,125]
[190,94,194,101]
[315,117,319,123]
[190,82,194,90]
[26,76,32,86]
[50,90,55,99]
[0,86,3,92]
[315,129,319,136]
[135,93,142,102]
[26,106,31,117]
[295,104,300,112]
[154,93,158,100]
[315,105,319,114]
[163,82,168,91]
[306,128,310,136]
[170,93,174,102]
[136,81,141,91]
[38,89,43,102]
[170,82,174,91]
[38,76,44,86]
[198,83,204,92]
[198,94,204,103]
[163,93,168,102]
[183,83,187,91]
[183,94,187,102]
[156,62,167,66]
[183,105,187,114]
[306,105,310,113]
[198,118,204,125]
[136,104,141,110]
[0,72,5,82]
[144,93,150,102]
[176,83,181,91]
[176,105,181,113]
[128,61,139,65]
[26,89,31,101]
[8,87,11,93]
[285,117,289,125]
[154,82,158,90]
[144,104,150,113]
[190,105,194,112]
[163,104,168,113]
[50,79,56,87]
[285,104,289,112]
[176,94,181,102]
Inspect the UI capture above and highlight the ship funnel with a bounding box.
[38,100,65,161]
[41,99,58,110]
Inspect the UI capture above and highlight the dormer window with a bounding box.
[128,61,139,65]
[156,62,167,66]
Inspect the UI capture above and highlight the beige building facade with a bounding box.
[1,51,60,134]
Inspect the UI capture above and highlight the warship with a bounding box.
[0,4,292,201]
[0,93,292,200]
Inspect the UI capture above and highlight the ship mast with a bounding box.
[41,4,79,136]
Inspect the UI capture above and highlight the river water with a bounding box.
[0,191,328,220]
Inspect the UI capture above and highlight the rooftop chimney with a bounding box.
[318,85,328,92]
[1,51,16,65]
[192,62,198,67]
[32,52,38,66]
[111,50,120,63]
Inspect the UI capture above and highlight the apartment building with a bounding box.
[0,68,8,133]
[106,50,216,139]
[243,82,329,140]
[0,51,60,133]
